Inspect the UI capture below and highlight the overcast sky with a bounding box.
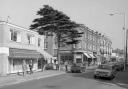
[0,0,128,49]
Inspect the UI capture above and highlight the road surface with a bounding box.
[0,69,127,89]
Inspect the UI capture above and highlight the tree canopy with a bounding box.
[30,5,83,46]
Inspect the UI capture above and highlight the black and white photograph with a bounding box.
[0,0,128,89]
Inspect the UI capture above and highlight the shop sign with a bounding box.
[75,54,82,58]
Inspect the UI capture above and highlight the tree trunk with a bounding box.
[71,44,75,63]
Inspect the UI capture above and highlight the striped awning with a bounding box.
[9,48,43,59]
[83,53,91,58]
[88,54,96,58]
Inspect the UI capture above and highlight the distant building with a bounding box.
[111,49,124,62]
[56,24,112,65]
[0,21,53,75]
[42,24,112,65]
[44,33,57,63]
[99,34,112,63]
[72,25,112,65]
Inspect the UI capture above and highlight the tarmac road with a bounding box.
[0,68,127,89]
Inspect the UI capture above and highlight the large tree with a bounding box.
[30,5,83,67]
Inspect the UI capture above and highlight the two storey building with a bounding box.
[0,21,53,75]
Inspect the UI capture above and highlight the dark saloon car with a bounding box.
[70,63,86,73]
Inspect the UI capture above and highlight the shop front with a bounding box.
[60,53,73,64]
[88,53,96,64]
[8,48,44,73]
[74,52,92,64]
[75,53,83,63]
[83,52,92,66]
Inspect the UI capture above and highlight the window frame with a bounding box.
[10,29,21,42]
[38,38,41,47]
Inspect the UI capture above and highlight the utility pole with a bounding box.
[109,12,127,70]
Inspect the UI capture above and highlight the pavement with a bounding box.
[0,70,65,88]
[1,65,128,88]
[113,68,128,89]
[0,65,97,88]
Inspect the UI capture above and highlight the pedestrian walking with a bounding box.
[41,60,45,71]
[43,60,47,71]
[64,61,68,72]
[56,61,59,70]
[81,62,86,72]
[29,60,33,74]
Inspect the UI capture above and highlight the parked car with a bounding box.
[70,63,86,73]
[94,64,117,80]
[108,62,124,71]
[116,62,124,71]
[45,63,54,70]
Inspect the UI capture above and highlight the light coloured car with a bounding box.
[94,64,117,80]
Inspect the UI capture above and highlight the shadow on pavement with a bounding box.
[43,85,61,89]
[69,68,128,89]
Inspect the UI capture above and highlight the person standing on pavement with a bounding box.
[64,61,68,72]
[56,60,59,70]
[29,60,33,74]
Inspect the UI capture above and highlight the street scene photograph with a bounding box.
[0,0,128,89]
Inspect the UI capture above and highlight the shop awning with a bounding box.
[88,54,96,59]
[9,48,43,59]
[83,53,91,58]
[38,50,54,60]
[93,55,97,58]
[43,51,53,60]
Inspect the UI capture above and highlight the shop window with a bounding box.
[76,58,82,63]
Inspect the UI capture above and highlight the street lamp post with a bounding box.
[109,12,127,71]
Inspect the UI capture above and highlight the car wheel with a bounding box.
[109,75,115,80]
[77,70,80,73]
[80,70,83,73]
[121,67,124,71]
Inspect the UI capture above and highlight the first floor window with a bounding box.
[10,29,21,42]
[27,35,35,45]
[44,39,48,49]
[38,38,41,46]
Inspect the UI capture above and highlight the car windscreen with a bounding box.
[98,65,112,70]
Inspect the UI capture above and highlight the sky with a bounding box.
[0,0,128,49]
